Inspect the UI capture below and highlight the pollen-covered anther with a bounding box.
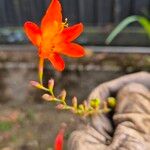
[63,18,69,27]
[60,18,69,32]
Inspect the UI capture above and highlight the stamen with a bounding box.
[59,18,69,33]
[62,18,69,27]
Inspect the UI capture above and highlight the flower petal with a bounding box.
[61,23,84,41]
[58,43,85,58]
[48,53,65,71]
[54,129,64,150]
[41,0,62,32]
[24,21,41,46]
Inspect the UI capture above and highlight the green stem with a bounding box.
[39,58,44,85]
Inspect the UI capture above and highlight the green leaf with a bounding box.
[138,16,150,38]
[106,16,150,44]
[0,121,13,132]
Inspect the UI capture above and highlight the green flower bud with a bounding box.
[108,97,116,108]
[90,98,100,108]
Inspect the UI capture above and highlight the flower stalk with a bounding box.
[24,0,116,118]
[31,79,116,117]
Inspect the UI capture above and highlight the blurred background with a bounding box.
[0,0,149,149]
[0,0,150,45]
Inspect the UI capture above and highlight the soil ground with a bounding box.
[0,104,75,150]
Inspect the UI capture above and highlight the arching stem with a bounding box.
[39,57,44,85]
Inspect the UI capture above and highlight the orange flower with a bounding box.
[24,0,85,72]
[54,128,65,150]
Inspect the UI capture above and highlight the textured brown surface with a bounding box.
[0,47,149,104]
[68,72,150,150]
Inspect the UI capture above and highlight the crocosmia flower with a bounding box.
[24,0,85,72]
[54,128,64,150]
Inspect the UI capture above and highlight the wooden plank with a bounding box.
[133,0,150,16]
[0,26,149,46]
[61,0,79,24]
[44,0,52,6]
[78,0,95,26]
[19,0,31,24]
[31,0,46,23]
[114,0,131,23]
[5,0,17,26]
[19,0,40,24]
[13,0,22,26]
[96,0,113,25]
[0,0,7,26]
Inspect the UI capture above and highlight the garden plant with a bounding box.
[24,0,116,149]
[106,15,150,44]
[23,0,150,150]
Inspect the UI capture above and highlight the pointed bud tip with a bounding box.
[30,80,43,89]
[72,96,77,102]
[42,94,54,101]
[83,100,88,107]
[59,89,67,101]
[48,78,54,84]
[56,104,64,110]
[72,96,78,107]
[30,80,39,86]
[48,79,55,90]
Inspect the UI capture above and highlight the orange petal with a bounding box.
[24,21,41,46]
[48,53,65,71]
[61,23,84,41]
[59,43,85,58]
[54,129,64,150]
[41,0,62,32]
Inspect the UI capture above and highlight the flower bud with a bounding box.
[90,98,100,108]
[107,97,116,108]
[59,90,67,101]
[83,100,88,110]
[72,97,77,109]
[42,94,54,101]
[77,104,84,115]
[56,104,64,110]
[78,104,84,111]
[48,79,54,92]
[30,81,43,89]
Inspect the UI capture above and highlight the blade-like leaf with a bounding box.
[106,16,150,44]
[138,16,150,38]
